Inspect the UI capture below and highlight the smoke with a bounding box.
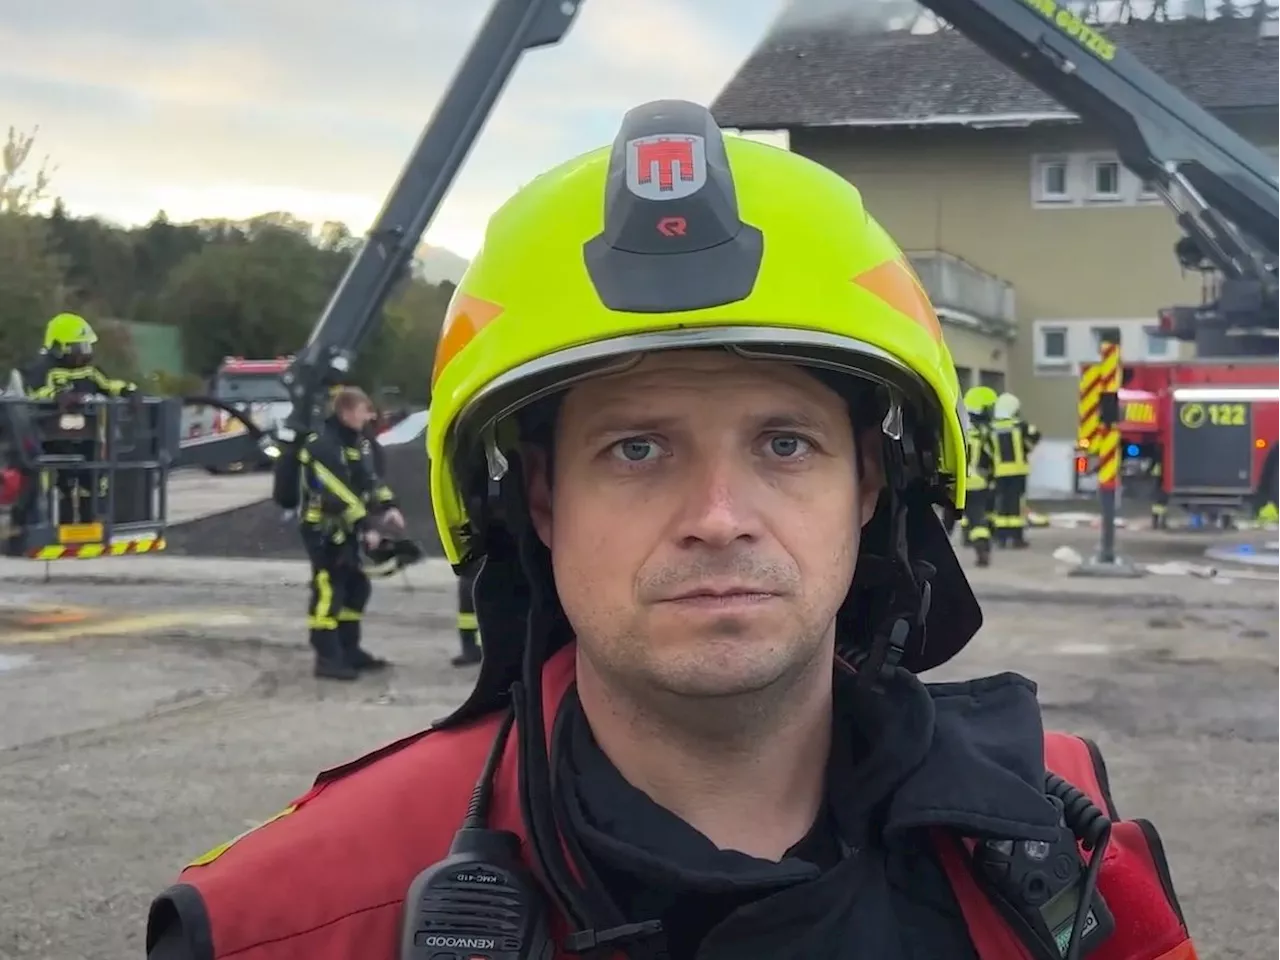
[768,0,929,34]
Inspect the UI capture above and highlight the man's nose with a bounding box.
[673,453,762,548]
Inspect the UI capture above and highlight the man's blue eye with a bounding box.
[768,435,810,458]
[614,439,657,462]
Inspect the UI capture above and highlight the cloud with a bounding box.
[1,0,788,255]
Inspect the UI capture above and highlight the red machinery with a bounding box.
[206,357,293,438]
[0,466,21,507]
[1120,359,1279,514]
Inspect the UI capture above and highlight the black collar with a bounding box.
[554,665,1061,893]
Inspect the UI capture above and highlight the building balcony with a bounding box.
[906,250,1018,340]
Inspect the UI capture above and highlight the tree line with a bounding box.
[0,126,454,404]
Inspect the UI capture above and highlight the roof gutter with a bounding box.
[722,104,1273,134]
[798,111,1078,129]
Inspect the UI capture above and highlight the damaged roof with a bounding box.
[711,15,1279,129]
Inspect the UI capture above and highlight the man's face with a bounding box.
[527,350,883,702]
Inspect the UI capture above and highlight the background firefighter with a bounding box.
[20,312,138,524]
[1256,442,1278,524]
[297,386,404,680]
[453,563,482,667]
[1149,447,1170,529]
[961,386,997,567]
[988,391,1037,548]
[22,312,138,402]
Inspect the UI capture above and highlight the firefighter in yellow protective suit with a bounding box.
[962,386,997,566]
[989,392,1038,548]
[1149,449,1169,530]
[1257,443,1278,525]
[21,313,139,523]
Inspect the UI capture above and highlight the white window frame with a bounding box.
[1089,325,1125,359]
[1144,328,1172,358]
[1032,155,1071,205]
[1086,156,1122,202]
[1034,321,1072,374]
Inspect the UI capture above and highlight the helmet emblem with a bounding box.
[625,134,706,201]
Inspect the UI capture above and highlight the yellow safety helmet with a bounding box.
[963,385,999,417]
[44,312,97,352]
[427,101,968,566]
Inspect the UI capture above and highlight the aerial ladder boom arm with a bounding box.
[915,0,1278,296]
[276,0,585,454]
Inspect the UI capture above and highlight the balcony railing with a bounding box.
[906,250,1017,338]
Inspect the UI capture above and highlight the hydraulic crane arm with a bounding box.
[276,0,585,455]
[914,0,1278,296]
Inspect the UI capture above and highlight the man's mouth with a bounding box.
[662,585,781,605]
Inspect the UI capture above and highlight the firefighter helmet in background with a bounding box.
[426,99,981,686]
[361,536,425,578]
[963,385,999,418]
[993,391,1021,420]
[44,313,98,360]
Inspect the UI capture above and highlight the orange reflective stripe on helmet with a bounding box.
[432,293,504,387]
[852,256,943,344]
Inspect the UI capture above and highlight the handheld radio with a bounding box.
[973,776,1115,960]
[399,709,554,960]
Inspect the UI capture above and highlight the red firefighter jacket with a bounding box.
[148,644,1197,960]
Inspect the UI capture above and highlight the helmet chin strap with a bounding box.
[843,429,937,692]
[847,485,935,693]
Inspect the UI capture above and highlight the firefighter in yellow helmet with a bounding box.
[990,391,1039,546]
[20,313,139,523]
[961,385,998,566]
[146,102,1193,960]
[24,313,138,400]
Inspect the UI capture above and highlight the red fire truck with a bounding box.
[187,357,295,473]
[1080,358,1279,517]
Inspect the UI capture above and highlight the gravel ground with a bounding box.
[163,442,443,559]
[0,507,1275,960]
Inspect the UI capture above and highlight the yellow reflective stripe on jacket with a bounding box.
[965,426,991,490]
[87,367,135,396]
[187,804,298,867]
[298,449,367,525]
[989,418,1029,478]
[28,365,132,397]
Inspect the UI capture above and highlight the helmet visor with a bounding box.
[446,325,944,495]
[61,341,93,366]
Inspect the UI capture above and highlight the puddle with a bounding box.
[0,653,36,673]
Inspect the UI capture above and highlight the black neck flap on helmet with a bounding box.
[434,101,983,730]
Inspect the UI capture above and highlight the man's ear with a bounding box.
[856,427,885,528]
[524,445,554,549]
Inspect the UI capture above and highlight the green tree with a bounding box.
[93,319,141,384]
[359,278,453,404]
[131,211,205,316]
[0,126,53,215]
[158,224,351,375]
[0,213,65,375]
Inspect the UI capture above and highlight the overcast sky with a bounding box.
[3,0,802,256]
